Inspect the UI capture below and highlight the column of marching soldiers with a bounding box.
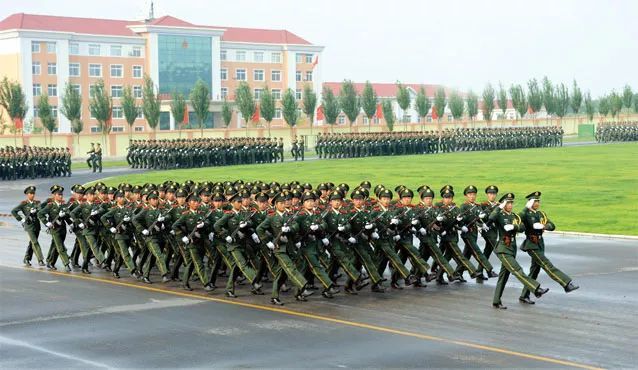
[595,121,638,143]
[13,179,579,308]
[1,146,72,180]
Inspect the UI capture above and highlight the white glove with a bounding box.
[237,231,245,239]
[157,215,165,222]
[267,241,275,250]
[239,221,248,229]
[90,210,99,216]
[498,201,507,209]
[208,232,215,241]
[252,233,260,243]
[142,229,149,236]
[371,232,380,240]
[348,237,357,244]
[123,216,130,222]
[110,227,117,233]
[20,219,26,225]
[170,230,176,235]
[456,215,463,222]
[390,218,399,225]
[411,219,419,225]
[436,215,444,222]
[461,226,469,233]
[280,236,288,243]
[479,212,486,219]
[196,222,204,229]
[419,228,427,235]
[78,223,85,229]
[30,208,37,214]
[525,198,536,210]
[504,224,515,231]
[295,242,302,248]
[364,223,374,230]
[337,225,345,232]
[281,226,291,233]
[181,236,189,244]
[58,211,66,217]
[321,238,330,246]
[392,235,401,241]
[481,224,489,232]
[310,224,319,231]
[225,236,233,243]
[533,222,545,230]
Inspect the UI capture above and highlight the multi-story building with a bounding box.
[0,13,324,133]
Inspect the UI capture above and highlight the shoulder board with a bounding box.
[181,210,189,215]
[339,210,349,214]
[480,201,489,206]
[224,210,234,214]
[21,200,27,204]
[267,210,276,216]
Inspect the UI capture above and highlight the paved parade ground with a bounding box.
[0,165,636,369]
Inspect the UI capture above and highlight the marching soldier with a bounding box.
[11,186,45,266]
[477,185,500,281]
[100,191,140,279]
[37,185,72,272]
[133,190,171,284]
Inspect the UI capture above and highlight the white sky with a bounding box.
[2,0,637,97]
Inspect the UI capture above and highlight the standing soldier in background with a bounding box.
[94,143,103,173]
[11,186,45,267]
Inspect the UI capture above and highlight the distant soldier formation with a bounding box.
[1,146,71,181]
[595,121,638,143]
[13,180,578,308]
[316,126,563,158]
[126,137,305,170]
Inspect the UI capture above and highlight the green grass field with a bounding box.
[103,143,638,236]
[72,160,129,171]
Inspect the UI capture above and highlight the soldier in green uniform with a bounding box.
[37,185,72,272]
[12,186,45,266]
[133,190,171,284]
[100,191,140,278]
[94,143,103,173]
[477,185,500,281]
[70,186,106,270]
[489,193,549,309]
[86,143,95,170]
[518,192,579,304]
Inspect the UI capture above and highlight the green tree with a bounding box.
[89,79,112,153]
[466,90,478,122]
[527,78,543,119]
[222,98,233,128]
[322,86,340,132]
[509,84,527,121]
[609,91,623,118]
[302,84,317,135]
[282,88,299,136]
[121,86,138,141]
[142,76,161,137]
[553,83,569,120]
[622,85,633,115]
[339,80,360,132]
[571,80,582,115]
[448,91,465,121]
[542,76,554,116]
[481,83,495,122]
[260,86,275,137]
[584,92,594,122]
[433,86,446,123]
[634,93,638,113]
[170,91,186,137]
[360,81,378,132]
[235,81,254,137]
[497,82,508,119]
[381,100,395,132]
[0,77,29,145]
[598,95,610,118]
[414,86,431,129]
[190,79,211,137]
[60,83,83,147]
[37,93,56,145]
[396,82,411,129]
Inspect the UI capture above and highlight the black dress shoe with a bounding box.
[344,287,358,295]
[161,275,170,283]
[321,291,334,299]
[112,272,120,278]
[23,258,31,266]
[182,284,193,291]
[355,278,370,291]
[295,294,308,302]
[252,282,263,291]
[307,284,319,290]
[456,276,467,283]
[38,260,45,266]
[225,291,237,298]
[142,277,152,284]
[301,288,314,298]
[65,265,72,272]
[492,303,508,309]
[103,265,112,272]
[251,287,264,295]
[436,279,448,285]
[46,263,55,270]
[371,284,386,293]
[204,284,215,292]
[425,273,436,282]
[281,284,290,293]
[271,298,284,306]
[72,264,81,269]
[475,274,487,282]
[390,281,403,289]
[81,268,91,274]
[327,286,340,295]
[519,297,535,305]
[564,282,580,293]
[488,270,498,278]
[534,287,549,298]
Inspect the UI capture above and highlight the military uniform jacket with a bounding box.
[37,200,71,231]
[12,200,42,230]
[172,209,209,245]
[133,205,170,240]
[369,204,397,241]
[297,208,328,245]
[70,200,104,236]
[414,203,439,243]
[437,204,461,242]
[519,208,555,251]
[256,210,300,254]
[325,208,352,243]
[100,205,136,240]
[214,208,256,251]
[488,208,525,256]
[480,201,499,240]
[459,201,482,238]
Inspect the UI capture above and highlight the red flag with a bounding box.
[375,103,383,119]
[312,55,319,69]
[251,104,260,123]
[183,103,189,125]
[13,117,23,130]
[316,105,325,121]
[431,106,438,120]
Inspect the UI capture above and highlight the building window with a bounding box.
[131,47,142,57]
[134,126,144,132]
[110,45,122,57]
[254,89,262,99]
[136,107,143,119]
[305,71,313,82]
[112,107,123,119]
[88,44,100,56]
[69,63,80,77]
[363,117,369,125]
[72,84,81,94]
[47,63,57,75]
[271,70,281,82]
[69,42,79,55]
[220,50,227,61]
[296,54,303,64]
[253,69,264,81]
[220,68,228,80]
[295,89,302,100]
[47,42,56,53]
[158,34,212,95]
[274,108,282,119]
[32,62,41,75]
[271,52,281,63]
[110,64,123,78]
[33,84,41,97]
[235,68,246,81]
[133,85,142,98]
[112,126,124,132]
[272,89,281,100]
[89,64,102,77]
[33,108,39,118]
[221,87,228,99]
[405,114,411,122]
[235,50,246,61]
[296,71,301,82]
[447,114,453,121]
[132,65,143,78]
[31,41,40,53]
[51,106,58,118]
[90,126,102,133]
[47,84,57,97]
[111,85,123,98]
[338,115,345,124]
[305,54,313,63]
[253,52,264,62]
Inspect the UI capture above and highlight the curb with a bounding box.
[549,231,638,241]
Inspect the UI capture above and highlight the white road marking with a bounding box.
[0,335,112,368]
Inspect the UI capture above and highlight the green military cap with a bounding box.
[176,188,188,198]
[211,192,224,201]
[122,184,132,192]
[234,179,245,186]
[394,185,406,193]
[485,185,499,194]
[327,182,335,189]
[71,184,82,193]
[198,188,211,196]
[50,185,64,194]
[399,188,414,198]
[24,186,36,194]
[416,185,430,194]
[337,183,350,192]
[74,186,86,195]
[271,192,285,205]
[301,190,316,202]
[107,186,118,194]
[255,192,269,202]
[228,192,242,203]
[291,189,302,199]
[166,185,177,193]
[525,191,541,200]
[281,183,291,190]
[269,181,280,189]
[266,189,278,200]
[441,188,454,198]
[94,182,106,188]
[158,184,167,192]
[302,182,313,190]
[317,183,329,191]
[378,189,393,199]
[499,193,515,202]
[313,189,322,199]
[184,180,195,187]
[115,190,126,198]
[440,185,454,194]
[463,185,477,195]
[224,187,237,196]
[350,189,365,200]
[373,184,385,194]
[329,190,344,201]
[147,190,159,200]
[132,185,143,194]
[239,189,251,199]
[187,194,201,203]
[359,181,372,189]
[84,186,96,195]
[250,187,261,195]
[290,180,300,186]
[419,188,435,199]
[146,184,158,191]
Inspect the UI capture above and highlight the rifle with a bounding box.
[231,209,258,240]
[186,208,214,242]
[45,203,69,234]
[273,209,301,248]
[146,207,170,235]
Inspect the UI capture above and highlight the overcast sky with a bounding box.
[3,0,637,96]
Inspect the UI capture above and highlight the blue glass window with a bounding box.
[158,35,212,96]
